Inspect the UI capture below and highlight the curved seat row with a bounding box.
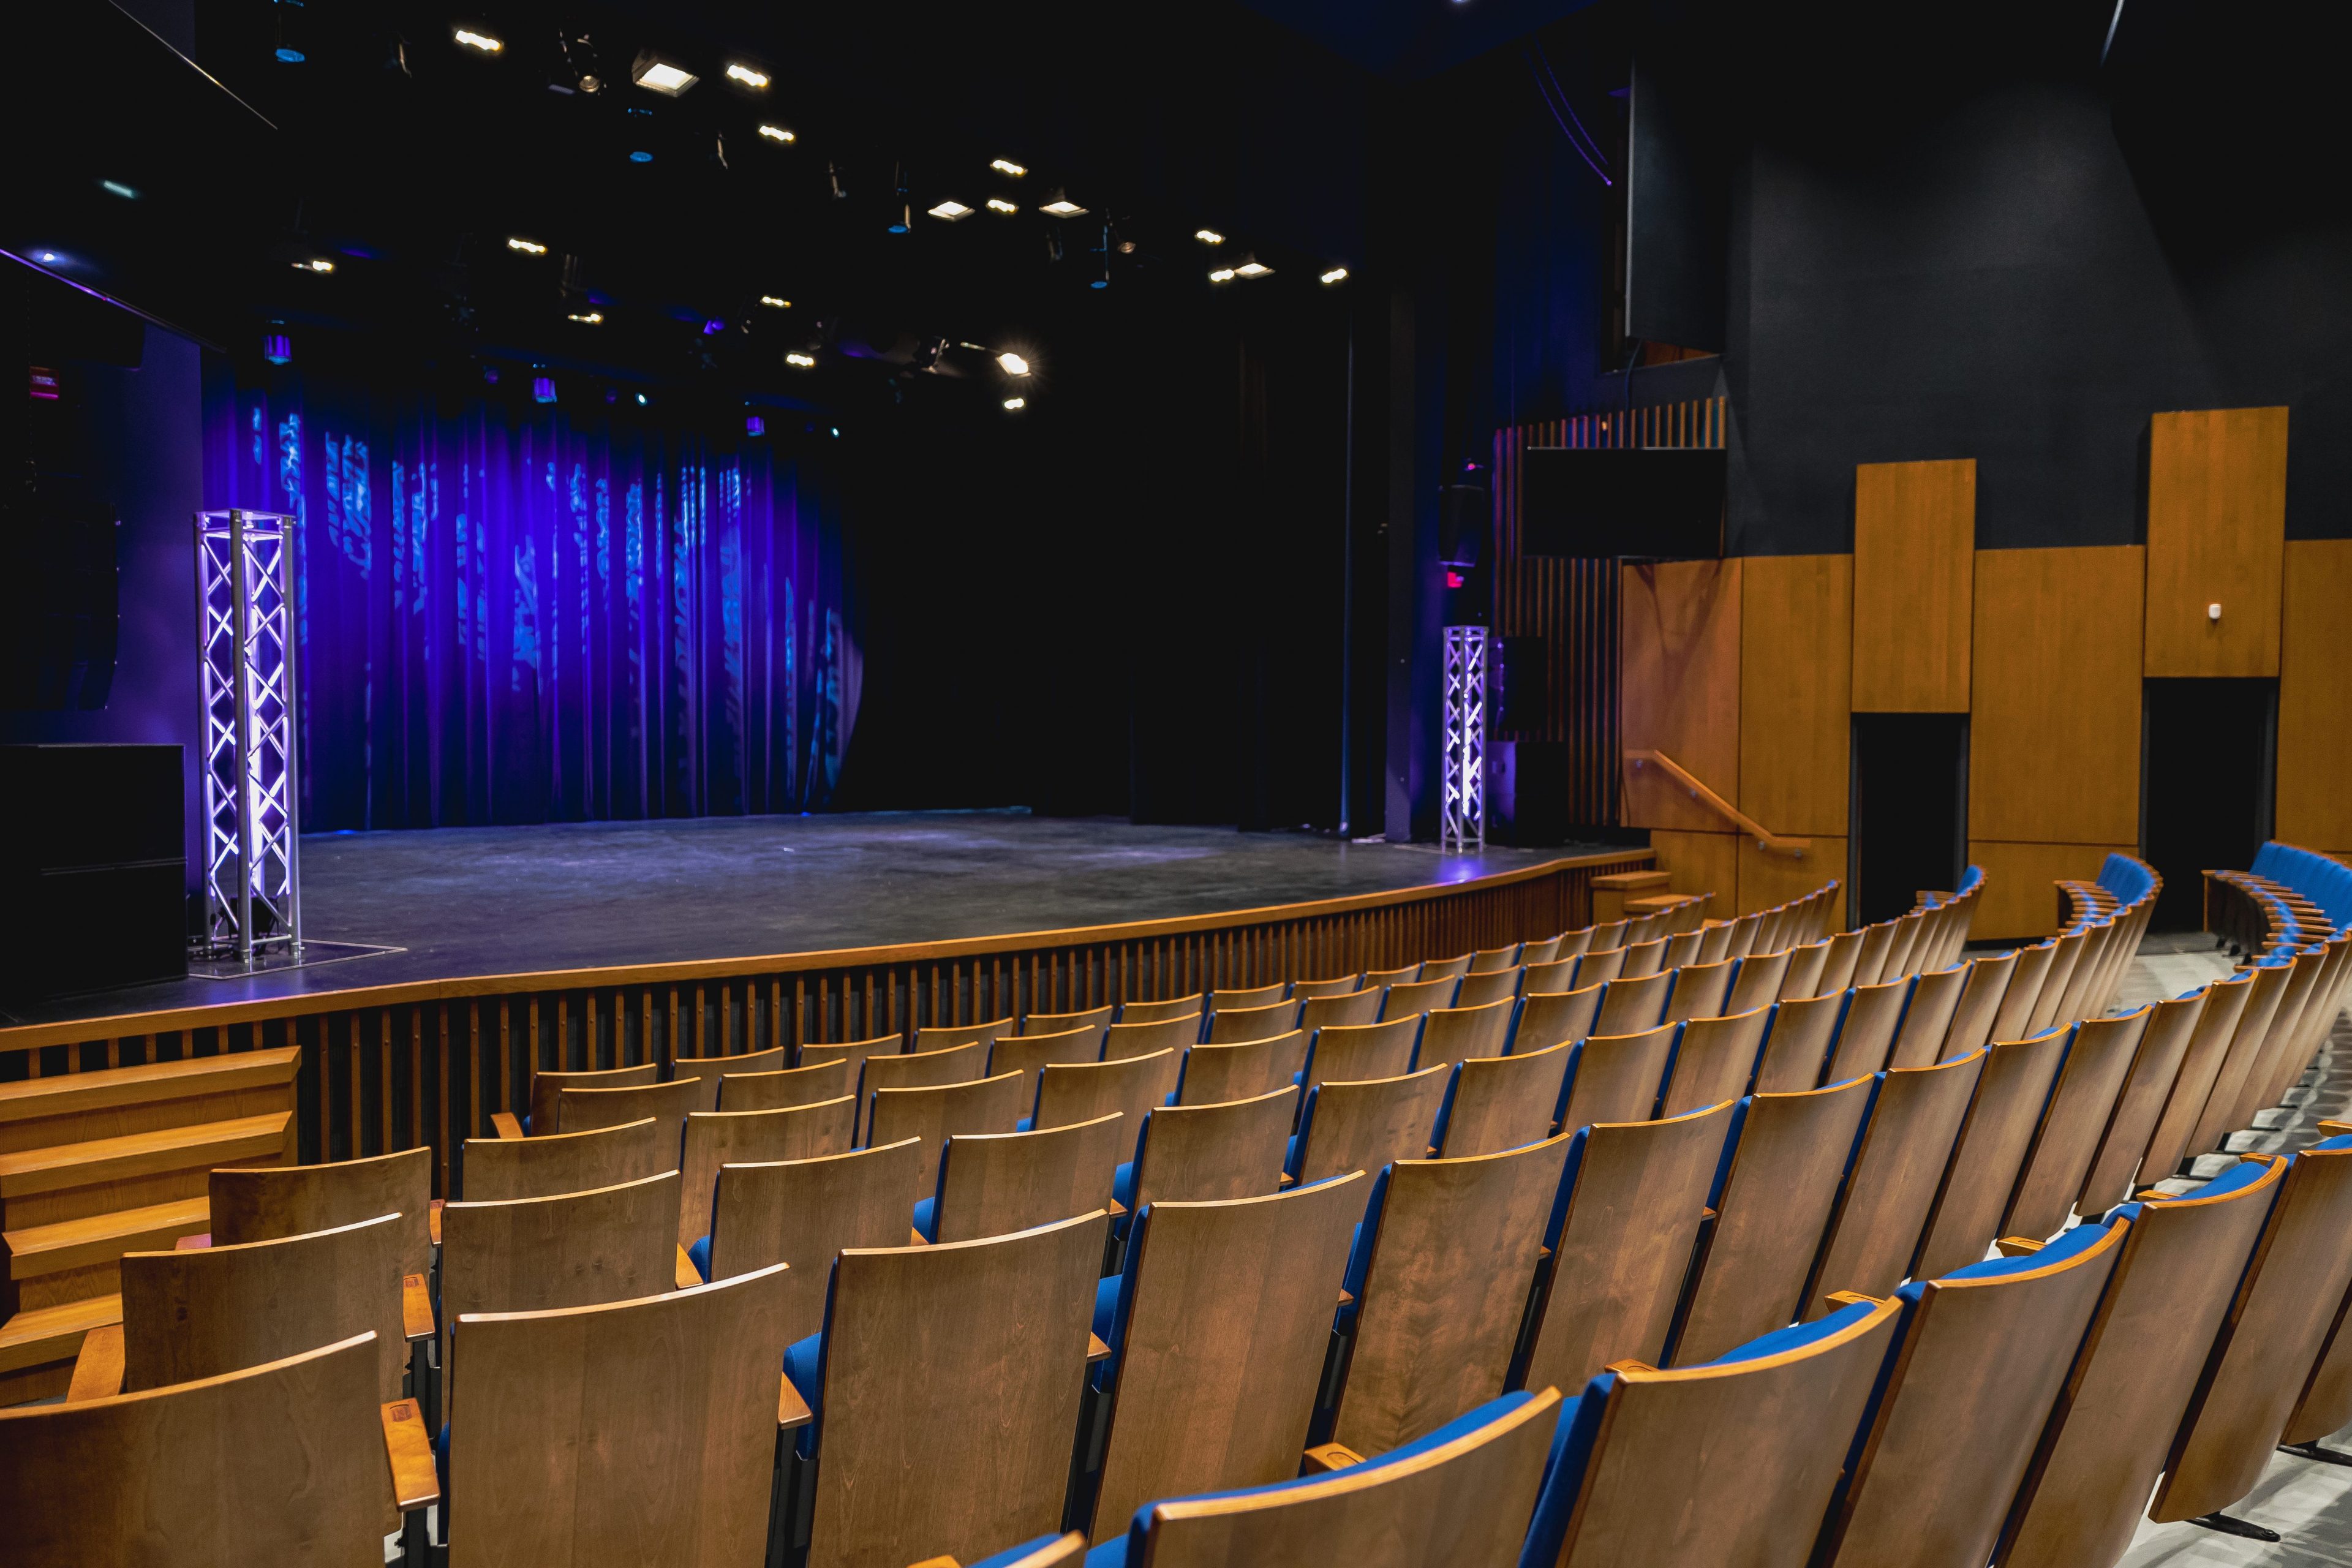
[2211,841,2352,958]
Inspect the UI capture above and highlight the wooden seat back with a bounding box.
[1449,967,1523,1011]
[2136,970,2256,1183]
[1817,927,1867,995]
[704,1139,925,1339]
[2024,927,2092,1038]
[1419,952,1475,980]
[1520,935,1566,966]
[1911,1028,2071,1278]
[1122,994,1208,1026]
[1662,957,1737,1024]
[1522,956,1580,995]
[1521,1102,1734,1395]
[988,1025,1106,1110]
[1434,1042,1572,1158]
[1588,918,1632,951]
[1379,975,1461,1020]
[1205,999,1300,1045]
[1695,923,1735,965]
[1131,1086,1297,1210]
[1468,944,1521,973]
[1331,1134,1574,1455]
[1363,963,1422,987]
[1657,1008,1770,1118]
[1088,1174,1370,1544]
[1018,1004,1115,1048]
[0,1333,388,1564]
[1751,990,1845,1093]
[1662,930,1706,970]
[1297,987,1383,1035]
[1557,1023,1676,1133]
[1885,964,1969,1070]
[121,1212,408,1400]
[1806,1050,1987,1311]
[1416,996,1517,1065]
[461,1116,670,1202]
[1939,949,2016,1062]
[796,1033,904,1098]
[527,1062,657,1131]
[679,1099,857,1247]
[1033,1049,1182,1136]
[1177,1033,1303,1106]
[2244,936,2352,1119]
[808,1213,1106,1568]
[1880,910,1927,981]
[208,1144,431,1278]
[1668,1074,1876,1365]
[1722,948,1791,1016]
[669,1044,788,1113]
[1104,1012,1204,1060]
[932,1114,1126,1244]
[718,1057,849,1112]
[2076,992,2204,1218]
[450,1263,793,1567]
[1592,970,1674,1036]
[1989,940,2059,1042]
[1208,981,1288,1010]
[1303,1017,1422,1095]
[1291,973,1367,1001]
[868,1071,1025,1178]
[1822,977,1913,1084]
[1291,1066,1451,1183]
[2004,1006,2154,1240]
[1513,984,1604,1055]
[1849,921,1898,989]
[1779,940,1831,1001]
[2220,944,2332,1136]
[2184,958,2299,1160]
[1574,944,1629,989]
[859,1041,986,1140]
[1619,936,1672,980]
[549,1079,699,1166]
[912,1017,1015,1054]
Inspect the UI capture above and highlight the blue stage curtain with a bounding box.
[203,375,859,830]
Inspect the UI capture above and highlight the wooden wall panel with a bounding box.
[1966,842,2136,943]
[1740,554,1852,837]
[1739,838,1847,927]
[2278,538,2352,853]
[2144,407,2287,678]
[1621,559,1743,828]
[1649,829,1741,918]
[1853,460,1975,712]
[1969,547,2145,846]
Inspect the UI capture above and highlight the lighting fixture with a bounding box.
[758,124,794,143]
[1194,228,1224,244]
[758,295,790,308]
[1040,197,1086,216]
[1003,397,1026,410]
[990,158,1027,176]
[636,393,649,405]
[36,251,59,263]
[1208,267,1235,282]
[1234,258,1273,278]
[262,330,292,366]
[507,237,548,255]
[995,352,1030,376]
[929,200,973,221]
[100,179,138,199]
[745,414,767,436]
[629,150,653,163]
[725,62,770,89]
[567,311,603,324]
[454,28,502,52]
[889,203,911,234]
[294,258,336,274]
[276,48,305,62]
[986,198,1017,214]
[785,352,816,368]
[1319,266,1349,285]
[631,51,698,95]
[532,374,557,404]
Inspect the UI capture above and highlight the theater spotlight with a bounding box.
[1003,397,1026,410]
[293,258,336,274]
[631,50,697,94]
[1320,266,1349,285]
[990,158,1027,176]
[725,62,770,89]
[1208,266,1235,282]
[785,352,816,368]
[758,295,790,308]
[758,124,794,143]
[532,372,557,404]
[1234,256,1273,278]
[507,236,548,255]
[929,200,973,221]
[996,352,1030,376]
[567,311,603,323]
[986,198,1017,214]
[454,26,502,52]
[1194,228,1224,244]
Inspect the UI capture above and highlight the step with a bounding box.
[0,1046,300,1127]
[0,1112,292,1200]
[3,1194,213,1281]
[0,1292,121,1376]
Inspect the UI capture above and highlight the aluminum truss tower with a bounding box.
[195,508,303,965]
[1441,625,1488,853]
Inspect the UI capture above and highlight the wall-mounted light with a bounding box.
[631,50,698,94]
[1003,398,1026,410]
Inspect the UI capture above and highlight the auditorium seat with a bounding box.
[1379,975,1462,1021]
[924,1112,1126,1244]
[1618,936,1671,981]
[2024,927,2094,1039]
[1122,1087,1297,1215]
[1911,1028,2070,1278]
[1804,1049,1986,1312]
[1287,1066,1450,1185]
[1420,952,1476,981]
[2002,1007,2154,1242]
[1817,927,1866,995]
[869,1071,1025,1178]
[796,1033,908,1099]
[1210,981,1290,1010]
[1365,962,1423,988]
[693,1139,925,1336]
[1323,1133,1571,1455]
[720,1055,852,1111]
[678,1098,857,1246]
[791,1212,1105,1568]
[1522,956,1578,995]
[932,1532,1085,1568]
[1510,984,1603,1057]
[1848,921,1898,990]
[2183,956,2300,1161]
[1591,970,1673,1036]
[2224,938,2346,1135]
[1555,1023,1676,1133]
[1656,1008,1769,1117]
[1749,992,1844,1093]
[1469,943,1523,973]
[1206,998,1302,1044]
[1518,1296,1902,1568]
[1667,1076,1875,1365]
[1451,967,1525,1011]
[523,1061,657,1133]
[858,1039,988,1141]
[547,1077,699,1165]
[1821,976,1912,1084]
[1815,1217,2128,1568]
[1520,934,1566,966]
[1936,950,2015,1064]
[1658,956,1735,1025]
[1571,944,1629,990]
[460,1115,670,1202]
[208,1143,433,1276]
[1884,963,1968,1070]
[1695,922,1735,965]
[1033,1049,1183,1135]
[1417,996,1517,1064]
[1176,1033,1303,1106]
[1587,919,1631,951]
[2138,970,2256,1185]
[1104,1012,1206,1061]
[2075,992,2205,1217]
[1723,948,1791,1016]
[1989,940,2059,1042]
[914,1016,1017,1053]
[990,1025,1110,1107]
[1292,973,1370,1001]
[670,1042,788,1112]
[1516,1101,1732,1395]
[1431,1042,1572,1158]
[1300,1016,1423,1095]
[1298,987,1385,1035]
[1779,939,1831,1001]
[1660,930,1705,970]
[1123,995,1208,1027]
[1018,1004,1115,1049]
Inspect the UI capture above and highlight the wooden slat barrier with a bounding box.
[0,851,1649,1200]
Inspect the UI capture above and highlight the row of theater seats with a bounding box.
[2208,840,2352,962]
[17,854,2343,1568]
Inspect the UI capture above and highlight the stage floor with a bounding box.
[6,813,1624,1030]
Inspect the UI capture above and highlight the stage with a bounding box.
[2,813,1631,1032]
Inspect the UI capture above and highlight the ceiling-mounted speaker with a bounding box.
[1439,483,1488,569]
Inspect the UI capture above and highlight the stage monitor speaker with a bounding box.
[1520,447,1724,559]
[1488,740,1572,846]
[0,744,187,1002]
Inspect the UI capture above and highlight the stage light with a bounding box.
[276,48,305,62]
[263,330,292,365]
[1194,228,1224,244]
[1208,266,1235,282]
[758,124,795,143]
[929,200,972,221]
[454,28,502,53]
[101,179,138,199]
[785,352,816,368]
[1320,266,1349,284]
[996,352,1030,375]
[294,258,336,274]
[533,372,557,404]
[1235,258,1273,278]
[745,413,767,436]
[507,237,548,255]
[991,158,1027,176]
[630,150,653,163]
[567,311,603,323]
[1041,197,1085,216]
[889,203,911,234]
[986,198,1017,214]
[631,51,698,95]
[725,62,770,89]
[1003,397,1026,410]
[759,295,790,308]
[635,393,649,405]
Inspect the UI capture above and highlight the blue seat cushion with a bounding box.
[1093,1271,1124,1343]
[1113,1160,1136,1211]
[913,1196,937,1243]
[784,1329,825,1458]
[686,1234,712,1282]
[1085,1537,1133,1568]
[967,1534,1074,1568]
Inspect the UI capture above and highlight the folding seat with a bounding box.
[1778,939,1830,1001]
[1417,995,1518,1065]
[1667,1075,1877,1365]
[1293,973,1370,1000]
[1588,919,1632,951]
[460,1115,670,1202]
[1749,990,1846,1093]
[1177,1032,1306,1106]
[1936,949,2015,1064]
[2024,926,2094,1038]
[1095,1387,1559,1568]
[1518,1296,1903,1568]
[1659,956,1736,1025]
[442,1263,794,1567]
[692,1140,925,1336]
[1997,1155,2286,1568]
[2137,970,2257,1183]
[1288,1065,1453,1184]
[1516,1101,1735,1395]
[1521,956,1581,995]
[669,1043,788,1112]
[1884,963,1969,1070]
[1105,1011,1207,1060]
[1379,974,1463,1020]
[1805,1049,1987,1311]
[1909,1028,2072,1279]
[914,1016,1017,1053]
[1323,1133,1573,1455]
[1661,930,1705,970]
[950,1534,1085,1568]
[1820,977,1910,1085]
[859,1039,987,1141]
[2223,940,2337,1133]
[1656,1008,1770,1118]
[1520,934,1566,966]
[796,1033,910,1103]
[987,1025,1106,1110]
[2,1333,417,1563]
[678,1098,857,1246]
[2184,956,2301,1159]
[517,1062,659,1136]
[1210,981,1289,1010]
[547,1079,699,1180]
[209,1144,434,1274]
[2047,919,2116,1028]
[1753,904,1793,954]
[1724,910,1770,963]
[1553,926,1597,959]
[1123,1085,1298,1212]
[1017,1003,1115,1049]
[1816,927,1868,997]
[1123,994,1208,1026]
[1878,910,1924,981]
[1451,966,1524,1011]
[1298,986,1384,1035]
[1430,1041,1573,1158]
[1555,1022,1676,1133]
[1206,998,1302,1044]
[1814,1216,2129,1568]
[2253,933,2352,1115]
[1033,1048,1183,1135]
[869,1071,1025,1179]
[1511,984,1604,1056]
[1618,936,1671,980]
[1420,952,1476,980]
[1300,1016,1424,1095]
[1694,922,1735,965]
[1988,939,2058,1042]
[1571,944,1629,989]
[1086,1174,1370,1544]
[1722,947,1791,1016]
[1847,921,1898,990]
[1469,943,1523,973]
[1365,962,1423,987]
[923,1112,1127,1243]
[1591,969,1673,1036]
[718,1055,850,1111]
[2002,1006,2154,1242]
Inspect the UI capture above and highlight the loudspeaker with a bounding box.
[1493,637,1548,732]
[0,744,187,1001]
[1438,484,1488,568]
[1488,740,1572,846]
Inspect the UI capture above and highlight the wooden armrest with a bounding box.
[428,1200,443,1246]
[676,1246,704,1290]
[905,1556,960,1568]
[66,1323,125,1403]
[1087,1333,1112,1363]
[1337,1289,1354,1308]
[1994,1236,2046,1257]
[1278,1173,1298,1189]
[1300,1442,1365,1474]
[1107,1198,1127,1219]
[1537,1244,1553,1261]
[1701,1207,1719,1223]
[175,1232,212,1250]
[380,1398,440,1512]
[401,1274,435,1341]
[910,1227,929,1247]
[491,1111,524,1140]
[1604,1359,1659,1374]
[2134,1188,2171,1202]
[778,1373,813,1431]
[2320,1119,2352,1137]
[1825,1291,1884,1308]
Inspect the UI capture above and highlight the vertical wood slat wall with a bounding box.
[0,853,1646,1198]
[1493,394,1728,828]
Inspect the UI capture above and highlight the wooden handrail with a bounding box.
[1626,750,1813,858]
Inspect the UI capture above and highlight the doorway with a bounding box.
[2143,678,2276,932]
[1850,714,1969,928]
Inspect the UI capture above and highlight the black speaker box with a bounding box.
[0,744,187,1001]
[1488,740,1572,846]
